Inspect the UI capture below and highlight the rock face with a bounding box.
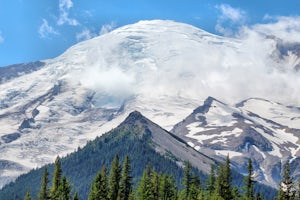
[172,97,300,187]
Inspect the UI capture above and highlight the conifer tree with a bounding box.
[109,155,122,200]
[88,166,109,200]
[215,155,232,200]
[206,165,215,196]
[73,191,79,200]
[255,192,264,200]
[232,186,240,200]
[244,158,254,200]
[57,176,72,200]
[277,161,295,200]
[159,174,177,200]
[182,162,192,200]
[189,175,201,200]
[136,164,153,200]
[50,156,62,200]
[151,170,160,200]
[296,178,300,200]
[118,156,133,200]
[24,190,32,200]
[38,168,49,200]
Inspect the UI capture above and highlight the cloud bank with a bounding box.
[66,18,300,106]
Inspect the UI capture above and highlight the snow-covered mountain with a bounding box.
[172,97,300,187]
[0,20,299,188]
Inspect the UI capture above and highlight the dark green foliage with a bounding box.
[232,186,241,200]
[38,168,49,200]
[108,155,122,200]
[24,190,32,200]
[182,162,192,200]
[119,156,133,200]
[57,176,72,200]
[206,165,216,196]
[159,174,177,200]
[244,159,254,200]
[136,164,153,200]
[215,155,232,200]
[73,191,79,200]
[277,162,295,200]
[88,166,109,200]
[189,175,202,200]
[136,164,178,200]
[50,156,62,200]
[255,192,264,200]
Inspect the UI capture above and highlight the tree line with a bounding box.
[23,155,300,200]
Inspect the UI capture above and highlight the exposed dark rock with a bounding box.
[1,133,21,143]
[0,61,45,83]
[18,118,35,131]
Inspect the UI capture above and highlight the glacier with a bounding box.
[0,20,300,188]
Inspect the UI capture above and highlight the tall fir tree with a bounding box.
[88,166,109,200]
[118,156,133,200]
[136,164,153,200]
[244,158,254,200]
[182,161,192,200]
[73,191,79,200]
[151,170,160,200]
[277,161,295,200]
[206,165,216,196]
[215,155,232,200]
[109,155,122,200]
[57,176,72,200]
[50,156,62,200]
[189,174,201,200]
[38,168,49,200]
[24,190,32,200]
[159,174,177,200]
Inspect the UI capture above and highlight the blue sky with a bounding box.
[0,0,299,67]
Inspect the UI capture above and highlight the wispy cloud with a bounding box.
[76,28,95,42]
[215,4,246,36]
[39,19,59,38]
[0,31,4,44]
[57,0,79,26]
[216,4,245,22]
[99,22,116,35]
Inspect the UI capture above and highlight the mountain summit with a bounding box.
[172,97,300,187]
[0,20,299,188]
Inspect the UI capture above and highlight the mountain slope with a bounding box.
[0,19,300,188]
[172,97,300,187]
[0,111,215,199]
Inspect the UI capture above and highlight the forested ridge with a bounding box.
[0,113,279,199]
[18,154,289,200]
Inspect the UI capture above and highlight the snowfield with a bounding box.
[0,20,300,188]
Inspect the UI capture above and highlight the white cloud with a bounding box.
[215,4,246,36]
[248,16,300,43]
[216,4,245,22]
[57,0,79,26]
[0,31,4,44]
[38,19,59,38]
[76,29,95,41]
[99,22,116,35]
[67,18,300,106]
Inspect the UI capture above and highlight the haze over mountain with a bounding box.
[0,20,300,188]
